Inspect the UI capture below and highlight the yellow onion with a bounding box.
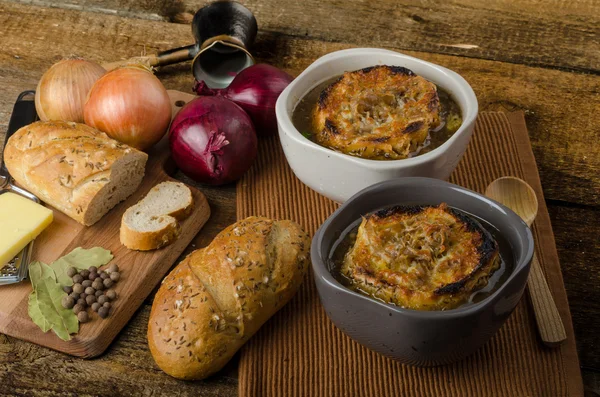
[84,65,172,151]
[35,59,106,122]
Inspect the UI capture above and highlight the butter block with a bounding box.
[0,192,53,268]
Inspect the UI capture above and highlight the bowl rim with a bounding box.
[276,48,479,169]
[311,177,535,319]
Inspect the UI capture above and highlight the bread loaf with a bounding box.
[120,181,194,251]
[4,121,148,226]
[147,216,311,380]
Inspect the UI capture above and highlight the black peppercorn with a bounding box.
[72,283,84,294]
[105,290,117,300]
[86,295,96,305]
[66,267,78,278]
[61,296,75,309]
[98,307,109,319]
[103,278,114,289]
[77,311,89,323]
[92,279,104,291]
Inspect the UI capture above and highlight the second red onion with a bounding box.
[193,64,293,136]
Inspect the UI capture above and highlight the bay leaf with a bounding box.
[28,261,56,334]
[28,291,51,333]
[34,276,78,341]
[46,276,79,335]
[29,261,55,288]
[28,260,79,340]
[50,247,113,286]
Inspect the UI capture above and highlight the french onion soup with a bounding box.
[330,204,513,311]
[293,65,462,160]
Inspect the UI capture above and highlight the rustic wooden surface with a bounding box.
[0,0,598,395]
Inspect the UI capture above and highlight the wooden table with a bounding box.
[0,0,598,395]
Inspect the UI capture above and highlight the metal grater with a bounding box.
[0,90,41,285]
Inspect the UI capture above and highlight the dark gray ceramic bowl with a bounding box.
[311,177,534,366]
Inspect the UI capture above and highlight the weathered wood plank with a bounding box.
[5,0,600,73]
[549,204,600,369]
[5,0,167,20]
[1,1,598,206]
[583,369,600,396]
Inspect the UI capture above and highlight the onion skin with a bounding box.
[35,59,105,123]
[84,65,172,151]
[169,96,257,186]
[193,64,293,136]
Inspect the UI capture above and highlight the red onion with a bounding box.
[193,64,293,136]
[169,96,257,186]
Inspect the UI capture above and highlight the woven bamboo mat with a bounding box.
[236,112,583,397]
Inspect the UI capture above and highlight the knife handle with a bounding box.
[1,90,38,182]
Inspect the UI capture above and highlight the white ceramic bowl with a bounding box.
[276,48,478,203]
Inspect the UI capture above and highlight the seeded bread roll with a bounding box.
[4,121,148,226]
[147,216,311,380]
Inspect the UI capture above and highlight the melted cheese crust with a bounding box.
[312,65,440,160]
[341,204,500,311]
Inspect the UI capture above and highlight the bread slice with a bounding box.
[120,182,194,251]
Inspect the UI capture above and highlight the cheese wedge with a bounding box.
[0,192,53,269]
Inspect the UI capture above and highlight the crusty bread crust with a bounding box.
[342,203,500,310]
[147,216,311,380]
[313,65,440,160]
[4,121,148,226]
[120,217,181,251]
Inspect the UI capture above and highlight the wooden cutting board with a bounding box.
[0,90,206,357]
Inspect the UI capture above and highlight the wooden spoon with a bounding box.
[485,176,567,347]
